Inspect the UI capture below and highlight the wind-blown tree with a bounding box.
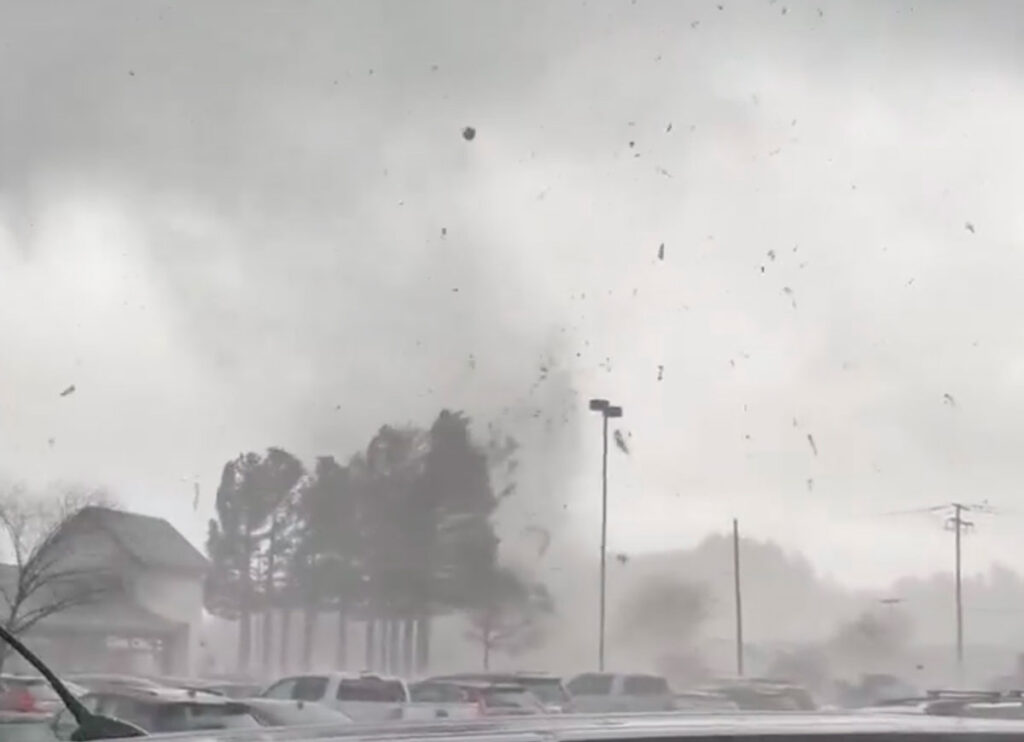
[358,425,431,674]
[0,487,120,672]
[258,476,305,673]
[293,456,366,670]
[412,410,502,671]
[464,566,553,670]
[205,448,305,672]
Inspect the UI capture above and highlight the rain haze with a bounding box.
[4,0,1024,695]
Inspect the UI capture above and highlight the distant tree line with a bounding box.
[204,409,552,676]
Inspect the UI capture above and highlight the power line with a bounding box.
[885,502,994,682]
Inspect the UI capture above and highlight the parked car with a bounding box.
[415,679,545,716]
[242,697,354,727]
[671,691,739,711]
[0,676,86,714]
[0,711,59,742]
[428,673,571,713]
[259,672,473,722]
[53,686,260,738]
[702,678,817,711]
[151,677,265,699]
[566,673,675,713]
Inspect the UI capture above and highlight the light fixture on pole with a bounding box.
[588,398,622,671]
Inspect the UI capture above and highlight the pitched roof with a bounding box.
[71,507,208,573]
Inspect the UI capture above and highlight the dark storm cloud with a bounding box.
[5,0,1024,579]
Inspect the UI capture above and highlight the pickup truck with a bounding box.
[259,672,476,722]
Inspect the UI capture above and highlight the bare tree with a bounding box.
[0,487,119,671]
[464,567,553,670]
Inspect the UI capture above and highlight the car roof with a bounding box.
[434,674,560,682]
[436,680,530,692]
[69,674,161,687]
[278,672,403,683]
[85,686,237,705]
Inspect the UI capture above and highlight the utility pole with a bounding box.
[947,503,973,677]
[588,398,623,672]
[733,518,744,676]
[884,501,989,679]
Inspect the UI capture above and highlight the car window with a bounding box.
[567,674,613,695]
[109,699,150,730]
[336,678,404,702]
[623,675,669,695]
[409,682,466,704]
[482,688,543,710]
[292,677,327,702]
[518,679,568,705]
[261,678,299,700]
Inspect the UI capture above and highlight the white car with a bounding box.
[566,672,675,713]
[259,672,476,722]
[242,697,354,727]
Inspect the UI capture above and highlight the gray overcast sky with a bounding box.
[3,0,1024,587]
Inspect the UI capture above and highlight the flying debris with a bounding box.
[806,433,818,457]
[522,525,552,556]
[613,429,630,455]
[657,364,664,381]
[807,478,814,492]
[965,222,975,234]
[666,122,673,133]
[767,250,776,261]
[462,126,476,141]
[657,242,665,260]
[59,384,76,397]
[943,393,956,407]
[783,286,796,308]
[615,553,629,565]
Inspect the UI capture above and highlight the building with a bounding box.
[4,506,208,676]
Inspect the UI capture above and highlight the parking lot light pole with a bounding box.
[589,398,622,671]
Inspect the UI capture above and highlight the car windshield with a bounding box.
[5,0,1024,723]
